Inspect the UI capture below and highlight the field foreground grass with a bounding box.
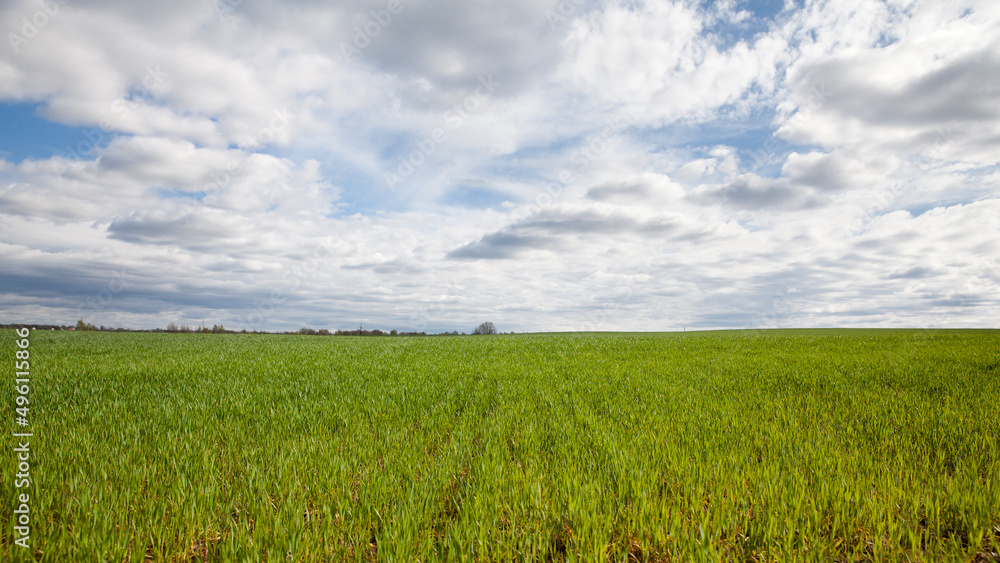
[2,329,999,561]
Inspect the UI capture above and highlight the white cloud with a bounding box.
[557,1,788,125]
[0,0,997,331]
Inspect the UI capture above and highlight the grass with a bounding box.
[2,329,999,561]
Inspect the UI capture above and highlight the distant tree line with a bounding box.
[2,321,505,336]
[75,320,131,332]
[165,323,229,333]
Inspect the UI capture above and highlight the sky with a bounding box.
[1,0,998,333]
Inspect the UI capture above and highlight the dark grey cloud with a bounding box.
[527,209,678,235]
[107,211,246,248]
[852,229,922,250]
[717,178,798,209]
[447,207,688,260]
[924,295,988,309]
[783,152,866,191]
[258,0,584,106]
[792,50,1000,131]
[0,259,250,319]
[341,257,425,275]
[586,181,652,202]
[447,232,547,260]
[688,175,823,210]
[0,269,114,301]
[887,266,943,280]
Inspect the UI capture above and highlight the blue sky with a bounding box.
[0,102,115,162]
[1,0,998,332]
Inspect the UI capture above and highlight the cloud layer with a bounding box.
[1,0,998,332]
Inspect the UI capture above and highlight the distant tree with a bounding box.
[212,324,226,334]
[390,329,398,336]
[473,322,497,335]
[76,319,97,331]
[166,322,179,333]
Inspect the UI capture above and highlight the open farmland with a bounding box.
[2,329,999,561]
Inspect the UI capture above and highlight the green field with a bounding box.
[2,329,999,561]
